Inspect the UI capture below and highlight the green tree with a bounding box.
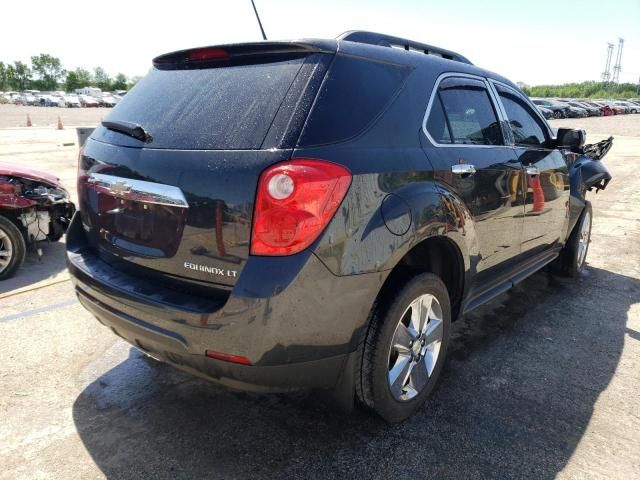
[8,61,32,90]
[526,80,639,99]
[64,68,92,92]
[30,53,65,90]
[0,62,9,91]
[111,73,128,90]
[93,67,112,91]
[127,75,142,90]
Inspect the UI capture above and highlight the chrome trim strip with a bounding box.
[87,173,189,208]
[421,71,512,149]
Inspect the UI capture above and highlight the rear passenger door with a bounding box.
[491,82,570,257]
[422,74,525,284]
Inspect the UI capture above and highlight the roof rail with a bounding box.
[337,31,472,65]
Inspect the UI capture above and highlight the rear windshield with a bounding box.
[101,58,305,150]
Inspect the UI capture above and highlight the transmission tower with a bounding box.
[612,38,624,84]
[601,43,614,82]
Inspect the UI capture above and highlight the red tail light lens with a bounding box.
[187,47,228,61]
[154,47,229,67]
[251,159,352,256]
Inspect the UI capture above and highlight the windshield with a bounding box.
[102,58,306,150]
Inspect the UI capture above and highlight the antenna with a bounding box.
[601,43,614,82]
[612,38,624,84]
[250,0,267,40]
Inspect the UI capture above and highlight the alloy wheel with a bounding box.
[0,227,13,274]
[387,294,444,401]
[577,210,591,268]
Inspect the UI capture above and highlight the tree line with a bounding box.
[519,80,639,99]
[0,53,142,93]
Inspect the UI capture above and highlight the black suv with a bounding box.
[67,31,611,422]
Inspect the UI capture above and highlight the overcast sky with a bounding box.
[1,0,639,86]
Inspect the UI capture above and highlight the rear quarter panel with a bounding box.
[294,60,476,283]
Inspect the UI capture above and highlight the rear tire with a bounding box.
[555,202,592,278]
[0,215,26,280]
[357,273,451,423]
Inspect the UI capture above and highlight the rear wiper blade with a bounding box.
[102,120,153,143]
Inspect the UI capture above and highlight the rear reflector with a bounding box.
[205,350,252,365]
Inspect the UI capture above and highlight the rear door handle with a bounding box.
[526,166,540,176]
[451,164,476,175]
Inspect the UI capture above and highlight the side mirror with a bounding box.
[556,128,586,149]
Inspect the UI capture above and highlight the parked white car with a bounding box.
[64,95,81,108]
[101,95,118,107]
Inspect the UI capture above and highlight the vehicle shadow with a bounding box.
[72,265,637,479]
[0,240,68,295]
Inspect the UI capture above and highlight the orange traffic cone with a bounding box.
[530,176,545,213]
[57,116,64,130]
[26,114,32,127]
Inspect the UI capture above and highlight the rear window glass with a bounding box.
[425,95,451,144]
[297,55,412,146]
[102,58,305,150]
[428,77,502,145]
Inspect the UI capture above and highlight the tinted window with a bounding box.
[496,86,548,147]
[425,95,451,143]
[428,77,502,145]
[102,58,306,150]
[298,55,412,146]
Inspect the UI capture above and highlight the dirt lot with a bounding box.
[0,113,639,479]
[0,104,112,129]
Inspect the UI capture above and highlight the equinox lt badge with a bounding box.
[184,261,237,278]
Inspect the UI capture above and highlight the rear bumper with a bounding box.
[66,213,383,392]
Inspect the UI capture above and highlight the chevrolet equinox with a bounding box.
[67,31,612,422]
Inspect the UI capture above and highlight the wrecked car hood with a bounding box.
[0,163,62,187]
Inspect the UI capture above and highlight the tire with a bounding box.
[553,110,563,119]
[555,202,592,278]
[357,273,451,423]
[0,215,27,280]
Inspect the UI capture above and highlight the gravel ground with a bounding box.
[549,114,640,137]
[0,115,639,479]
[0,104,111,129]
[1,103,638,135]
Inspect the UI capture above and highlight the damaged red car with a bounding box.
[0,164,75,280]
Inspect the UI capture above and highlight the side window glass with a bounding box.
[425,95,452,144]
[428,77,502,146]
[497,86,548,147]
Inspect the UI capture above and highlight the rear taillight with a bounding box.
[250,159,352,256]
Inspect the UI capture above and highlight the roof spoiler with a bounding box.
[337,30,472,65]
[153,41,335,70]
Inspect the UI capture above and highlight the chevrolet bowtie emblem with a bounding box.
[110,181,132,195]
